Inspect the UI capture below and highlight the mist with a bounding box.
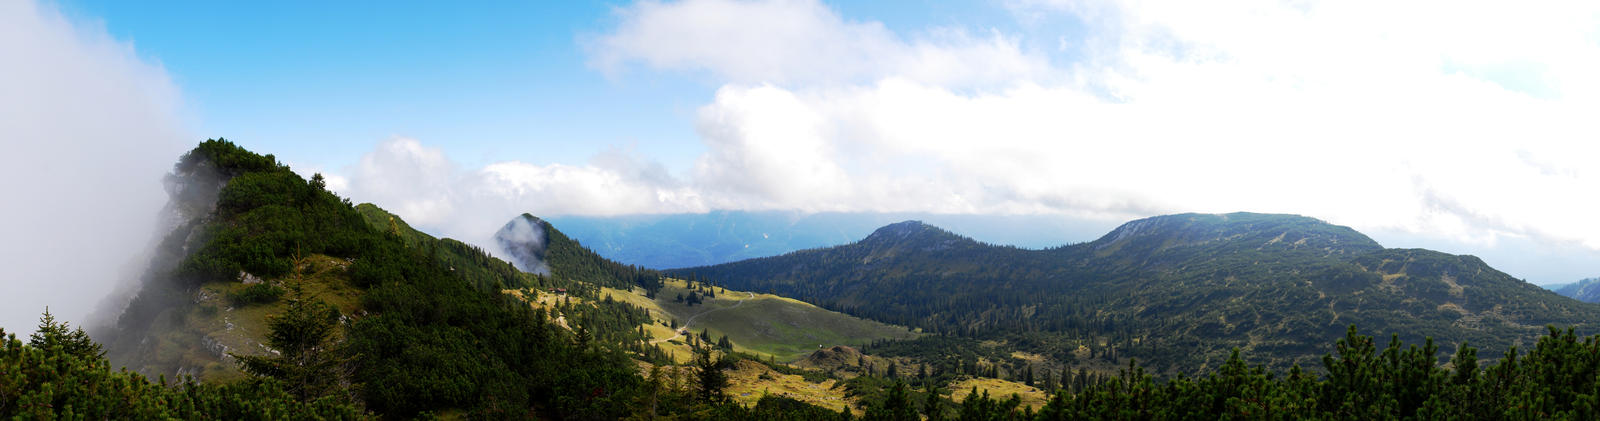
[494,215,552,276]
[0,1,187,336]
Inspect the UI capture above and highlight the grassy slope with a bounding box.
[949,377,1050,411]
[623,278,918,362]
[724,359,855,414]
[358,203,915,363]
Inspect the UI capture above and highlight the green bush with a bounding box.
[228,283,285,306]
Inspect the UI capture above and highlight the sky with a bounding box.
[6,0,1600,332]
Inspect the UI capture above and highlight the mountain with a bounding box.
[545,211,1121,269]
[90,139,661,418]
[1555,277,1600,303]
[672,212,1600,372]
[69,139,894,418]
[19,140,1600,419]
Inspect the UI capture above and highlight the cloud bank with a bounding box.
[0,1,187,334]
[343,0,1600,272]
[340,138,705,248]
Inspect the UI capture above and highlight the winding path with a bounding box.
[650,291,755,345]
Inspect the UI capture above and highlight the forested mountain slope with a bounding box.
[67,139,877,419]
[674,213,1600,372]
[90,139,659,418]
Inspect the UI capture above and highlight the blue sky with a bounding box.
[8,0,1600,332]
[55,1,711,170]
[52,0,1061,174]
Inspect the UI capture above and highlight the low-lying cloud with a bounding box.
[0,1,186,335]
[339,138,706,249]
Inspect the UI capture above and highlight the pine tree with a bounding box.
[231,285,350,402]
[923,383,944,420]
[29,308,103,361]
[694,347,729,404]
[864,382,918,421]
[575,322,593,349]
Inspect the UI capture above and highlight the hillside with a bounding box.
[1555,277,1600,303]
[75,139,944,418]
[487,212,917,362]
[673,213,1600,372]
[90,139,661,418]
[643,278,917,362]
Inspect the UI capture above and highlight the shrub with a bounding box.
[229,283,286,306]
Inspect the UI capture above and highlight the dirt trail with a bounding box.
[650,292,755,345]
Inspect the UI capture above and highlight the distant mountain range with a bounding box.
[1553,278,1600,303]
[545,211,1120,269]
[671,212,1600,372]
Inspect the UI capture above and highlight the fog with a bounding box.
[494,215,552,276]
[0,1,186,336]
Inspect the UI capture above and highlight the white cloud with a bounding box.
[588,0,1055,87]
[0,1,187,334]
[350,0,1600,272]
[338,138,707,248]
[691,85,852,210]
[590,0,1600,249]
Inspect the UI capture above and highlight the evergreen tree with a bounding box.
[231,285,350,402]
[575,322,593,349]
[3,311,365,419]
[29,308,103,361]
[923,383,944,420]
[863,382,918,421]
[694,347,729,404]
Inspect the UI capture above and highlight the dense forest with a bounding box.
[674,216,1600,373]
[19,306,1600,419]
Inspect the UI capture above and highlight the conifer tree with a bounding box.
[923,383,944,420]
[863,382,918,421]
[231,284,350,402]
[694,347,729,404]
[29,308,103,361]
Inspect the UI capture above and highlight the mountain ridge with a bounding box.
[1555,277,1600,303]
[672,212,1599,372]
